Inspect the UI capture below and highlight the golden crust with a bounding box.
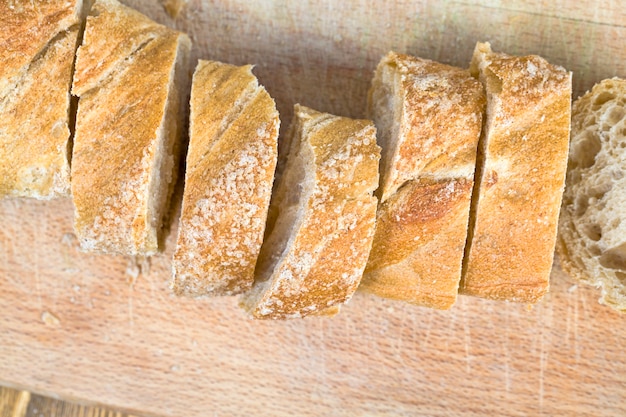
[172,61,279,296]
[460,42,572,303]
[72,0,170,96]
[361,52,484,309]
[0,0,83,95]
[371,52,484,203]
[242,105,380,319]
[0,0,83,198]
[71,0,191,255]
[362,178,474,309]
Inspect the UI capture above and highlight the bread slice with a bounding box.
[557,78,626,312]
[360,52,485,309]
[241,105,380,319]
[460,42,572,302]
[71,0,191,255]
[0,0,86,199]
[171,60,279,296]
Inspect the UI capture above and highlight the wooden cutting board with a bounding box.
[1,1,625,416]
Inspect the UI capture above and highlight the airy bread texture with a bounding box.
[557,78,626,312]
[0,0,86,199]
[241,105,380,319]
[360,52,485,309]
[71,0,191,255]
[172,60,279,296]
[461,42,572,303]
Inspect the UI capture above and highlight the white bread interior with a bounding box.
[558,78,626,312]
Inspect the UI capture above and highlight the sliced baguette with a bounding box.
[557,78,626,312]
[360,52,485,309]
[0,0,86,199]
[241,105,380,319]
[71,0,191,255]
[172,60,279,296]
[461,42,572,302]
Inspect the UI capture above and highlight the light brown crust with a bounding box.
[0,0,84,198]
[360,52,484,309]
[171,60,279,296]
[363,178,475,309]
[372,52,483,203]
[0,0,83,95]
[460,42,572,303]
[241,105,380,319]
[71,0,191,255]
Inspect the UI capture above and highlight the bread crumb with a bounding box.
[161,0,188,18]
[42,311,60,326]
[126,260,140,285]
[126,256,150,286]
[61,233,78,247]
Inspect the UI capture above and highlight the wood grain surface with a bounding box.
[1,1,626,416]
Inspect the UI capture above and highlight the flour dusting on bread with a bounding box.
[361,52,484,309]
[71,0,191,255]
[461,42,572,303]
[0,0,86,199]
[172,61,279,296]
[242,105,380,319]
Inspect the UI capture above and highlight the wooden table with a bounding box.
[1,1,625,416]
